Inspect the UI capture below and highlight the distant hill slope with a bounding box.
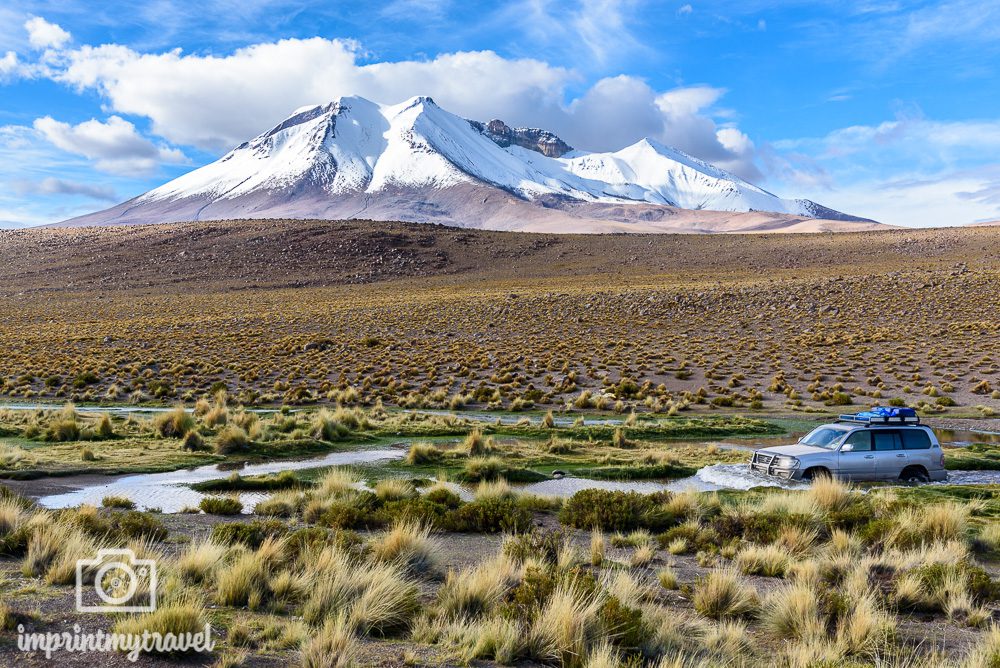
[59,95,880,234]
[4,219,992,295]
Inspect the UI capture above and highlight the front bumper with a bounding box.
[749,453,802,480]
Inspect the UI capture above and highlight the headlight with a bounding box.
[774,456,799,469]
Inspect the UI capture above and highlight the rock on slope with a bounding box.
[60,95,880,233]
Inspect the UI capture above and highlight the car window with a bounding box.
[873,431,902,451]
[842,431,872,451]
[800,426,849,449]
[901,430,932,450]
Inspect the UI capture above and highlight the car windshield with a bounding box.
[799,426,849,449]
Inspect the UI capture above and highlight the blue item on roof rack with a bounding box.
[839,407,920,425]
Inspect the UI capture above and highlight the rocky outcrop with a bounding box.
[470,119,573,158]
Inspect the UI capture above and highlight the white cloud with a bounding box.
[49,37,762,179]
[24,16,71,50]
[33,115,186,174]
[11,177,117,201]
[815,171,1000,228]
[0,51,19,81]
[768,116,1000,226]
[677,4,693,16]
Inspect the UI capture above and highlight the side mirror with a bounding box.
[841,443,854,452]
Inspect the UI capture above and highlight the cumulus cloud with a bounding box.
[0,51,20,81]
[33,115,186,174]
[11,177,117,201]
[49,36,762,179]
[24,16,71,50]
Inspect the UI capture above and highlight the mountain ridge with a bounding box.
[58,95,881,233]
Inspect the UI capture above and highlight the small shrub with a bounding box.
[559,489,664,532]
[102,495,135,510]
[211,519,287,547]
[117,511,168,541]
[199,496,244,515]
[450,496,532,533]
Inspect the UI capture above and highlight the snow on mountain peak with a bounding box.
[77,94,872,232]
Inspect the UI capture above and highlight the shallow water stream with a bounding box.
[5,406,998,513]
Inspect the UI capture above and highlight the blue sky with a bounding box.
[1,0,999,227]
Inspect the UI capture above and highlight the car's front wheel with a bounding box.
[802,467,832,481]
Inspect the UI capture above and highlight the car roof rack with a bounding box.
[838,412,920,426]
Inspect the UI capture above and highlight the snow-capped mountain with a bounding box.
[60,95,878,233]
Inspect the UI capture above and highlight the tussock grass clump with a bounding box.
[590,528,605,567]
[759,582,824,640]
[474,478,514,501]
[310,408,362,442]
[374,479,416,502]
[463,429,492,456]
[44,417,80,442]
[95,413,115,439]
[806,476,853,512]
[657,566,678,590]
[436,553,521,620]
[528,581,605,666]
[300,615,358,668]
[42,528,104,585]
[181,430,206,451]
[459,455,501,482]
[153,406,195,438]
[204,404,228,427]
[369,522,442,575]
[214,425,250,454]
[315,468,358,500]
[692,569,758,620]
[834,591,895,656]
[734,544,789,578]
[966,624,1000,668]
[406,442,443,465]
[215,537,285,607]
[22,525,63,577]
[345,563,420,635]
[113,600,210,654]
[631,543,656,567]
[177,540,227,584]
[255,490,305,518]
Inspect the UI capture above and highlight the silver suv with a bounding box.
[749,415,947,483]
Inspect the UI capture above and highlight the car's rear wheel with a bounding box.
[900,467,930,484]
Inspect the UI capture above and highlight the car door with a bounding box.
[838,430,875,480]
[901,428,934,474]
[872,430,906,480]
